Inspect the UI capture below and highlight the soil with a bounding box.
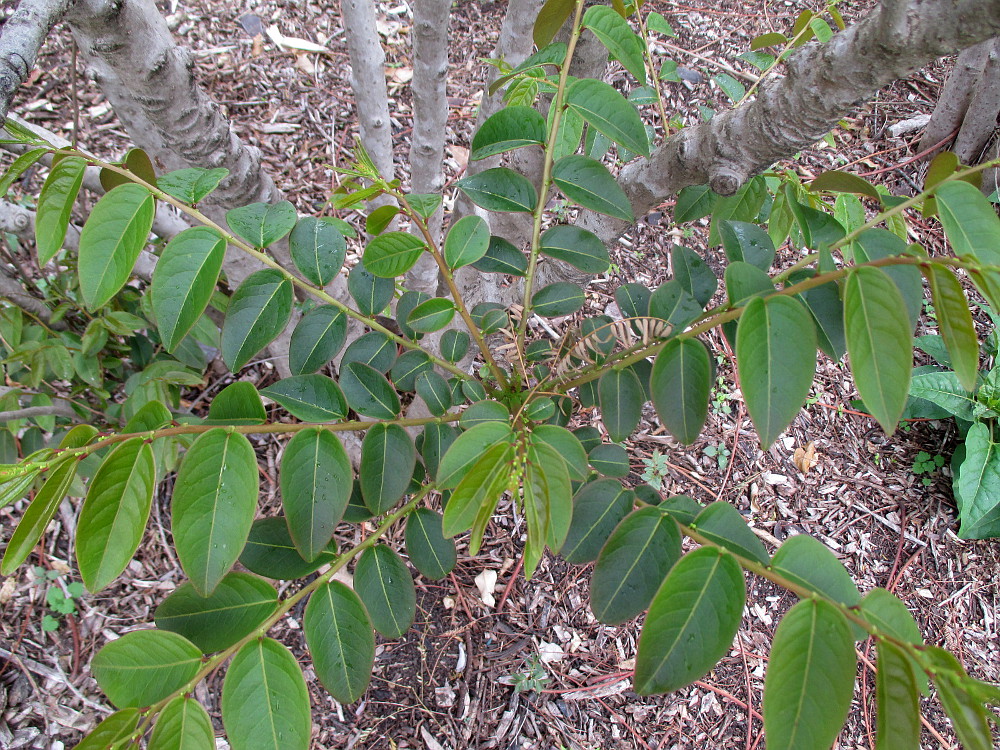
[1,0,998,749]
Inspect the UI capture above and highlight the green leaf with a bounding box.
[354,544,416,638]
[531,424,588,481]
[407,298,457,333]
[646,11,676,36]
[770,534,861,606]
[650,338,711,445]
[365,205,399,235]
[471,106,547,160]
[472,235,528,276]
[360,423,416,514]
[442,442,514,538]
[926,264,978,392]
[589,442,629,476]
[0,148,47,198]
[954,422,1000,539]
[304,581,375,704]
[172,429,258,595]
[552,155,634,221]
[78,183,156,310]
[635,547,745,694]
[348,260,394,316]
[566,78,649,157]
[909,370,978,421]
[561,479,634,563]
[671,245,717,307]
[533,0,575,47]
[649,279,702,329]
[206,381,266,425]
[221,269,294,372]
[674,184,719,223]
[152,227,226,352]
[289,216,347,286]
[260,375,347,423]
[438,422,515,488]
[658,494,703,524]
[794,271,846,361]
[844,267,912,434]
[281,428,352,560]
[92,629,202,708]
[736,296,816,448]
[599,367,643,442]
[763,599,856,750]
[404,193,442,219]
[35,156,86,265]
[521,440,573,577]
[443,215,490,269]
[713,73,745,103]
[548,102,585,160]
[416,370,453,417]
[590,507,681,625]
[339,362,401,419]
[539,225,610,273]
[154,572,278,653]
[1,458,78,574]
[582,5,646,83]
[440,330,471,363]
[76,439,155,592]
[531,281,585,317]
[73,709,141,750]
[149,697,214,750]
[930,654,994,750]
[226,201,297,248]
[719,221,776,272]
[158,167,229,204]
[935,179,1000,265]
[875,642,920,750]
[222,638,311,750]
[341,330,397,373]
[691,502,770,565]
[362,231,427,277]
[455,168,538,213]
[390,349,433,391]
[239,517,337,580]
[809,169,881,199]
[852,229,922,328]
[405,508,457,580]
[709,177,767,246]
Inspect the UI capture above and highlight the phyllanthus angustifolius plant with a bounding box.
[2,1,1000,748]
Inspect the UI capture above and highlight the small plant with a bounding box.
[911,450,945,486]
[702,442,731,470]
[499,652,550,693]
[639,448,670,490]
[34,567,85,632]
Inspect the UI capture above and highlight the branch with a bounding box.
[0,0,70,123]
[589,0,1000,243]
[0,269,56,324]
[0,403,78,421]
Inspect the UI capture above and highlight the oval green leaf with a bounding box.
[690,502,770,566]
[78,183,156,310]
[650,337,711,445]
[455,167,538,213]
[221,269,294,372]
[152,227,226,352]
[281,428,352,560]
[304,581,376,704]
[76,438,155,592]
[353,544,416,638]
[552,155,634,221]
[561,479,634,564]
[407,297,457,333]
[92,629,202,708]
[206,381,266,425]
[239,517,337,580]
[926,264,978,392]
[360,423,416,514]
[736,295,816,448]
[172,429,258,596]
[582,5,647,83]
[635,547,745,694]
[844,267,912,434]
[590,507,681,625]
[226,201,297,248]
[471,106,547,161]
[339,361,401,419]
[260,375,347,423]
[565,78,649,157]
[154,571,278,654]
[36,156,87,265]
[222,638,311,750]
[362,231,427,278]
[531,281,585,317]
[289,216,346,286]
[405,507,457,580]
[443,215,490,269]
[599,367,643,442]
[539,225,611,273]
[288,305,347,375]
[149,697,214,750]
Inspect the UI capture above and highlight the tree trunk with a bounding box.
[405,0,450,296]
[0,0,69,123]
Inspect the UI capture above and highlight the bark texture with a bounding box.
[603,0,1000,243]
[340,0,395,182]
[406,0,450,294]
[0,0,69,123]
[918,39,994,157]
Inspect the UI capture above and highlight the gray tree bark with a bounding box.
[405,0,451,295]
[0,0,69,123]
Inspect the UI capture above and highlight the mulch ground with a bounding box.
[1,0,998,748]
